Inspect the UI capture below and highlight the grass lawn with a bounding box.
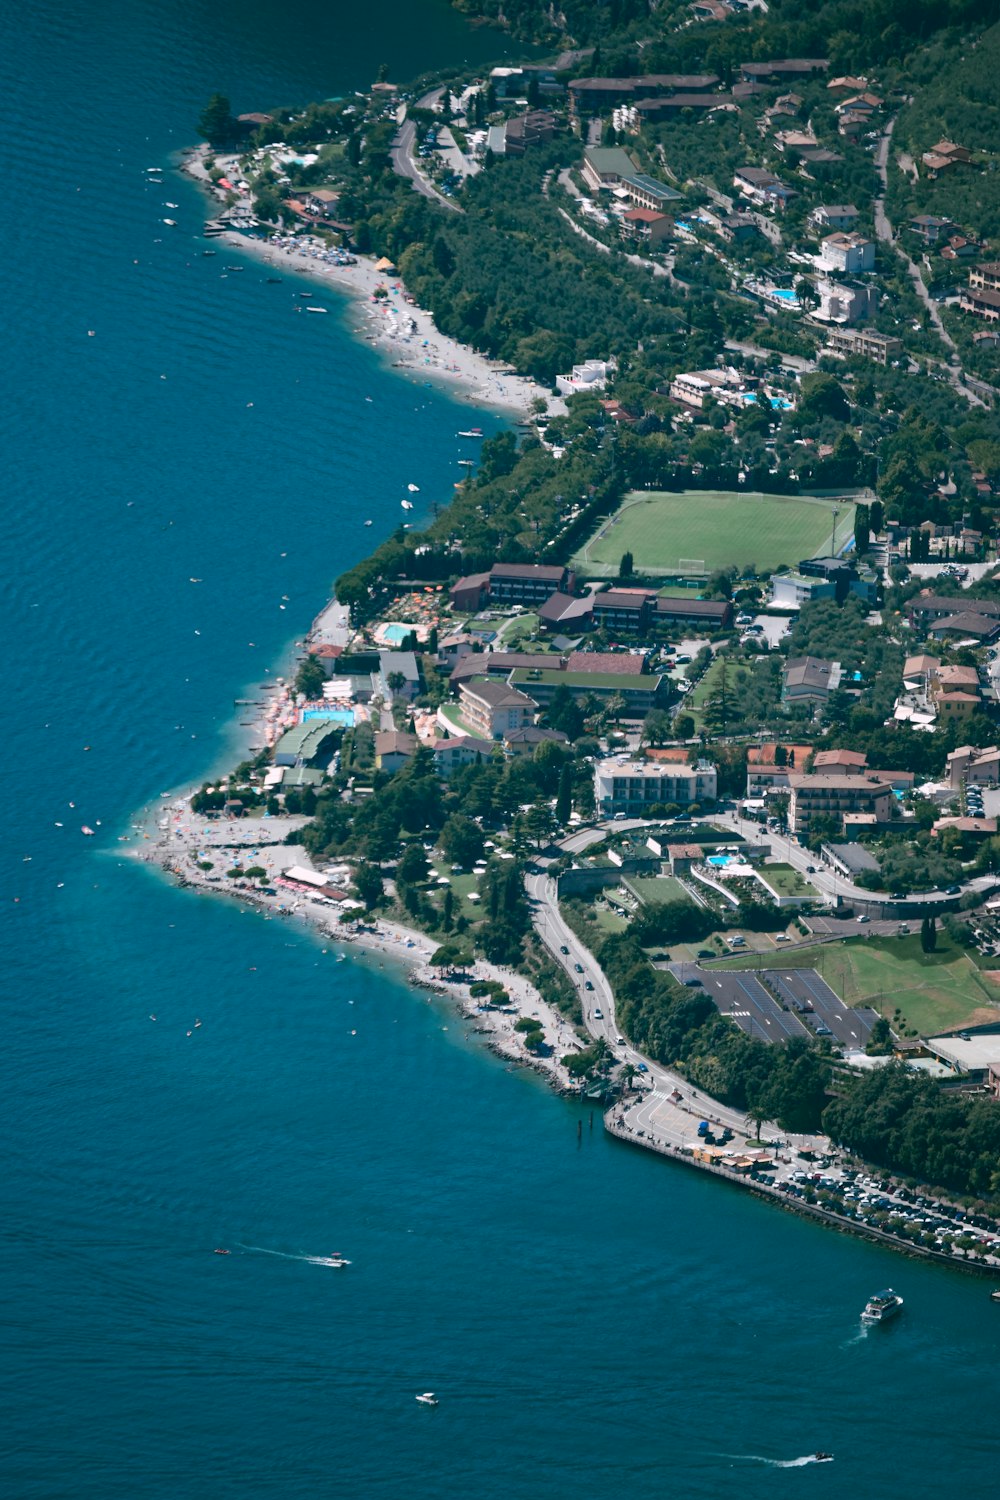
[711,934,1000,1035]
[757,863,814,899]
[593,906,629,934]
[573,490,856,577]
[429,860,483,921]
[624,875,693,905]
[687,653,727,725]
[497,611,540,646]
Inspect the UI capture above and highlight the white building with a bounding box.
[669,366,745,409]
[817,232,875,274]
[809,203,859,231]
[811,279,877,324]
[555,358,613,396]
[594,758,717,815]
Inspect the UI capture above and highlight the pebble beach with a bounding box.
[181,148,562,418]
[134,798,580,1093]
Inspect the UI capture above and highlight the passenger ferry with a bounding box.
[861,1288,903,1323]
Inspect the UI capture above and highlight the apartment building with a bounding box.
[787,772,893,835]
[458,678,538,740]
[825,327,902,365]
[595,758,718,815]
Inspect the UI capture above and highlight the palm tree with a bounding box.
[386,670,406,701]
[605,691,628,727]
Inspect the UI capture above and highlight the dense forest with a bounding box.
[888,23,1000,241]
[453,0,998,68]
[825,1063,1000,1204]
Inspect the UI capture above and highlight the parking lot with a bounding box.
[764,969,878,1048]
[672,963,810,1043]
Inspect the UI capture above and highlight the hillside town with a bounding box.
[180,5,1000,1258]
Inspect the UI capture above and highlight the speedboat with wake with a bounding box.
[415,1392,438,1406]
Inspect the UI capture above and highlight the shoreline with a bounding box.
[605,1114,1000,1278]
[178,147,564,419]
[131,799,582,1095]
[154,154,1000,1278]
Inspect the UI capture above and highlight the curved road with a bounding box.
[526,867,755,1142]
[872,114,988,408]
[390,88,461,213]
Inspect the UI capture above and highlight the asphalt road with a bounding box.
[709,809,997,912]
[872,114,989,408]
[389,90,461,213]
[525,868,753,1135]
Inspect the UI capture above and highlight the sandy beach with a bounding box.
[130,797,582,1093]
[180,149,564,419]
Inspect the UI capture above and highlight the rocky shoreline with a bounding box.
[135,798,584,1097]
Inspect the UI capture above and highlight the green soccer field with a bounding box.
[573,490,857,577]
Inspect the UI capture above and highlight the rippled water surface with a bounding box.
[2,4,999,1496]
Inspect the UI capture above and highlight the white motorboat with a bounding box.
[407,483,420,492]
[861,1288,903,1324]
[401,499,413,510]
[415,1392,439,1406]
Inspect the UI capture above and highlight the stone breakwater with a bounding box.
[605,1113,1000,1277]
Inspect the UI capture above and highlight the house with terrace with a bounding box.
[457,678,538,741]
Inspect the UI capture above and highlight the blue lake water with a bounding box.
[2,3,999,1496]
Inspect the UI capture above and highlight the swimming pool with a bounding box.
[301,708,354,725]
[381,623,413,645]
[769,287,800,306]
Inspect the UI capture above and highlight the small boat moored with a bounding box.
[861,1288,903,1324]
[415,1392,439,1407]
[990,1289,1000,1302]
